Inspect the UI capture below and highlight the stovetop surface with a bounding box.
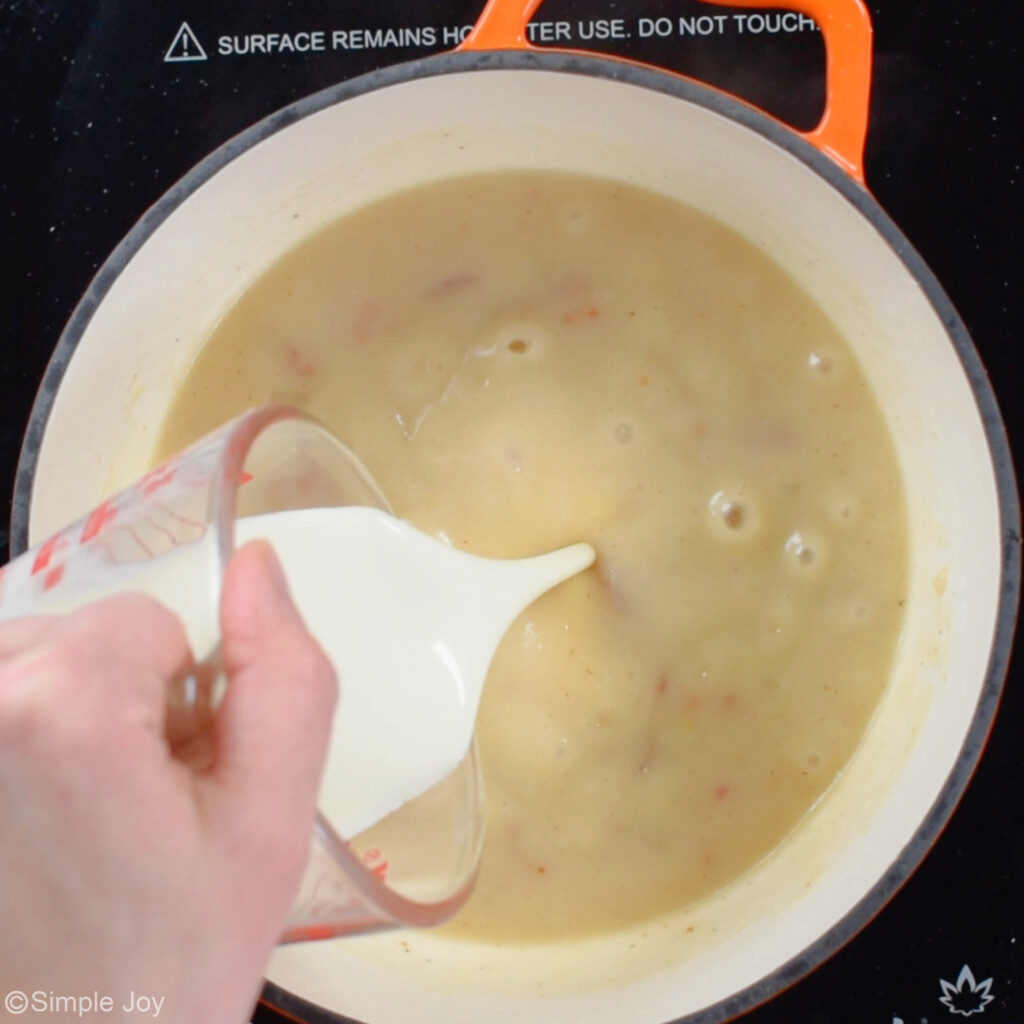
[1,3,1020,1022]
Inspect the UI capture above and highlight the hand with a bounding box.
[0,541,337,1024]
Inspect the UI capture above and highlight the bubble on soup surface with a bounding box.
[807,350,839,378]
[490,321,547,361]
[612,422,634,444]
[784,530,827,575]
[708,487,762,541]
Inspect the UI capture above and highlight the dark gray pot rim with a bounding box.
[12,47,1020,1024]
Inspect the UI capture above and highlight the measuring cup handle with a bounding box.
[457,0,872,184]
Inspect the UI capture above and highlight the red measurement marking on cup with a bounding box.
[158,507,206,530]
[31,534,68,575]
[42,564,65,592]
[126,525,155,558]
[142,515,178,547]
[362,848,389,881]
[139,464,178,496]
[292,924,337,942]
[80,499,118,542]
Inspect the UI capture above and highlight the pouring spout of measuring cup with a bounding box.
[234,507,596,840]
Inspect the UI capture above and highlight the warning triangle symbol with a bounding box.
[164,22,208,62]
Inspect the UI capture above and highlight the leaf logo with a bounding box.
[939,964,994,1017]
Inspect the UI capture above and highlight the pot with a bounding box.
[12,0,1020,1022]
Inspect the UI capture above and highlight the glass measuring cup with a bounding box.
[0,404,485,942]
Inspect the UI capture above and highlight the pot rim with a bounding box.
[12,47,1021,1024]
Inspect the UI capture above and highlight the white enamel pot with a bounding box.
[12,0,1020,1022]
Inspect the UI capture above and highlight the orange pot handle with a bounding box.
[457,0,872,184]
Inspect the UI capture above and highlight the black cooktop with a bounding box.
[1,3,1020,1022]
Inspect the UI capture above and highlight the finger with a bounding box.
[61,592,194,682]
[0,593,192,765]
[0,594,192,680]
[203,541,337,844]
[0,615,60,660]
[52,593,194,731]
[0,594,192,714]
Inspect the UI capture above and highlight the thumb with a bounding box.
[204,540,338,851]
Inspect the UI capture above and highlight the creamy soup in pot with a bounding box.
[155,171,908,942]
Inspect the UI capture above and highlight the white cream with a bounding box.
[234,507,594,838]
